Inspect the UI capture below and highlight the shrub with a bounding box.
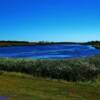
[0,57,100,81]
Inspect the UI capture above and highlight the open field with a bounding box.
[0,72,100,100]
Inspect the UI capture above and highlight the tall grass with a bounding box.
[0,56,100,81]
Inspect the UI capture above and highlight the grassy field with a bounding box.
[0,55,100,100]
[0,72,100,100]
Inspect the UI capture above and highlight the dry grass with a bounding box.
[0,72,100,100]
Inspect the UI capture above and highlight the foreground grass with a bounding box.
[0,72,100,100]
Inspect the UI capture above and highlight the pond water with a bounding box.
[0,44,100,59]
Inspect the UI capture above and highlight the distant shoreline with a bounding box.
[0,41,100,49]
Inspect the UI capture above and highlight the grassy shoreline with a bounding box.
[0,51,99,99]
[0,56,100,81]
[0,41,100,49]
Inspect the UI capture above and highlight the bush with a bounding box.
[0,57,100,81]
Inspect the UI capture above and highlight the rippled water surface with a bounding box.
[0,44,100,59]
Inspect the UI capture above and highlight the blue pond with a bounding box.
[0,44,100,59]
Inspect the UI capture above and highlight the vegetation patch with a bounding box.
[0,72,100,100]
[0,56,100,81]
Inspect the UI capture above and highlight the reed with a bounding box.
[0,56,100,81]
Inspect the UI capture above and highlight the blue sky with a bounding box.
[0,0,100,42]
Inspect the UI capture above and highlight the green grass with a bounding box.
[0,72,100,100]
[0,56,100,100]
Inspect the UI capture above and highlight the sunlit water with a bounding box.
[0,44,100,59]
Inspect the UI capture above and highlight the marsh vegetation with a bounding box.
[0,56,100,81]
